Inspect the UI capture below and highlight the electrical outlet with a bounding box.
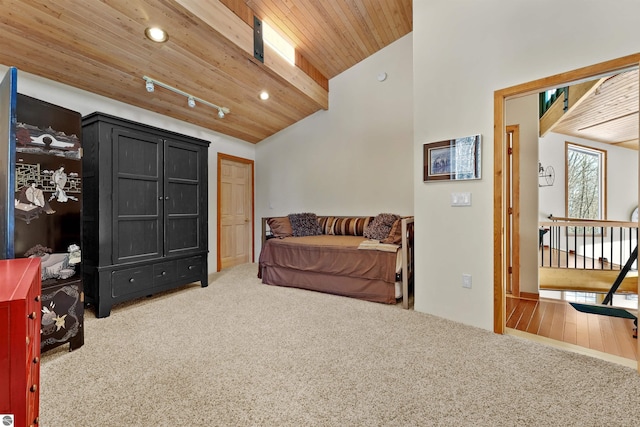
[462,274,472,289]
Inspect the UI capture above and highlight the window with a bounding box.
[262,21,295,65]
[565,142,606,222]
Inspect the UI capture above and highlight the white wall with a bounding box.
[413,0,640,330]
[0,65,255,274]
[255,33,414,256]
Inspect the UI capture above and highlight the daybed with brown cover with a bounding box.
[258,213,414,309]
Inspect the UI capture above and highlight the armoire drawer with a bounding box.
[153,261,177,286]
[111,266,153,298]
[177,256,203,280]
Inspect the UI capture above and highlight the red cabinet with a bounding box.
[0,258,42,427]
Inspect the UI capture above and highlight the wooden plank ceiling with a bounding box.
[0,0,412,143]
[547,69,639,150]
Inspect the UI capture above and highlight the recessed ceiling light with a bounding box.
[259,91,269,100]
[145,27,168,43]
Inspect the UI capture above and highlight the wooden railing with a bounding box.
[538,216,639,296]
[539,216,638,271]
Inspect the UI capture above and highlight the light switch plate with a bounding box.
[451,192,471,206]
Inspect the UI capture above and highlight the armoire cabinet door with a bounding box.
[112,129,163,263]
[164,140,203,255]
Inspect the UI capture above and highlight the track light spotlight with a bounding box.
[142,75,230,119]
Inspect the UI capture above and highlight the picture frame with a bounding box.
[423,134,482,182]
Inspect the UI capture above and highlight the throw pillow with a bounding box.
[364,213,400,241]
[330,217,373,236]
[381,218,403,244]
[288,212,322,237]
[267,217,293,238]
[317,216,335,234]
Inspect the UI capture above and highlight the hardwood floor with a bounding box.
[507,295,638,361]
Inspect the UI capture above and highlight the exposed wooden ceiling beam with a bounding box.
[539,78,603,137]
[174,0,328,110]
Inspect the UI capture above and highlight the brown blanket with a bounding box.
[258,235,399,303]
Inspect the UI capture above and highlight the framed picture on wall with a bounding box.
[423,134,481,182]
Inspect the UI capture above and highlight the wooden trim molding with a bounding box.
[493,89,506,334]
[519,292,539,300]
[493,53,640,371]
[506,125,520,298]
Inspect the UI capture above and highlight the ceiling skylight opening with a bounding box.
[262,21,295,66]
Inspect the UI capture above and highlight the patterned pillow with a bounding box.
[364,213,401,240]
[330,217,373,236]
[317,216,335,235]
[381,218,403,244]
[288,213,322,237]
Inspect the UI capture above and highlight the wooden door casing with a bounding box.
[506,125,520,297]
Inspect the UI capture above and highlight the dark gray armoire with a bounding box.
[81,113,210,317]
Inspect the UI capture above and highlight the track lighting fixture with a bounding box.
[142,75,230,118]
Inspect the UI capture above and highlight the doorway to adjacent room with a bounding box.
[494,54,640,370]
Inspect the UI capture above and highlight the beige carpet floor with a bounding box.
[40,263,640,426]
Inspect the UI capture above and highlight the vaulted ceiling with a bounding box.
[0,0,412,143]
[541,69,639,150]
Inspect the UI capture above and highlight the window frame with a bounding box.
[564,141,607,223]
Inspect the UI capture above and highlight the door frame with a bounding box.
[217,152,255,272]
[493,54,640,372]
[505,125,520,297]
